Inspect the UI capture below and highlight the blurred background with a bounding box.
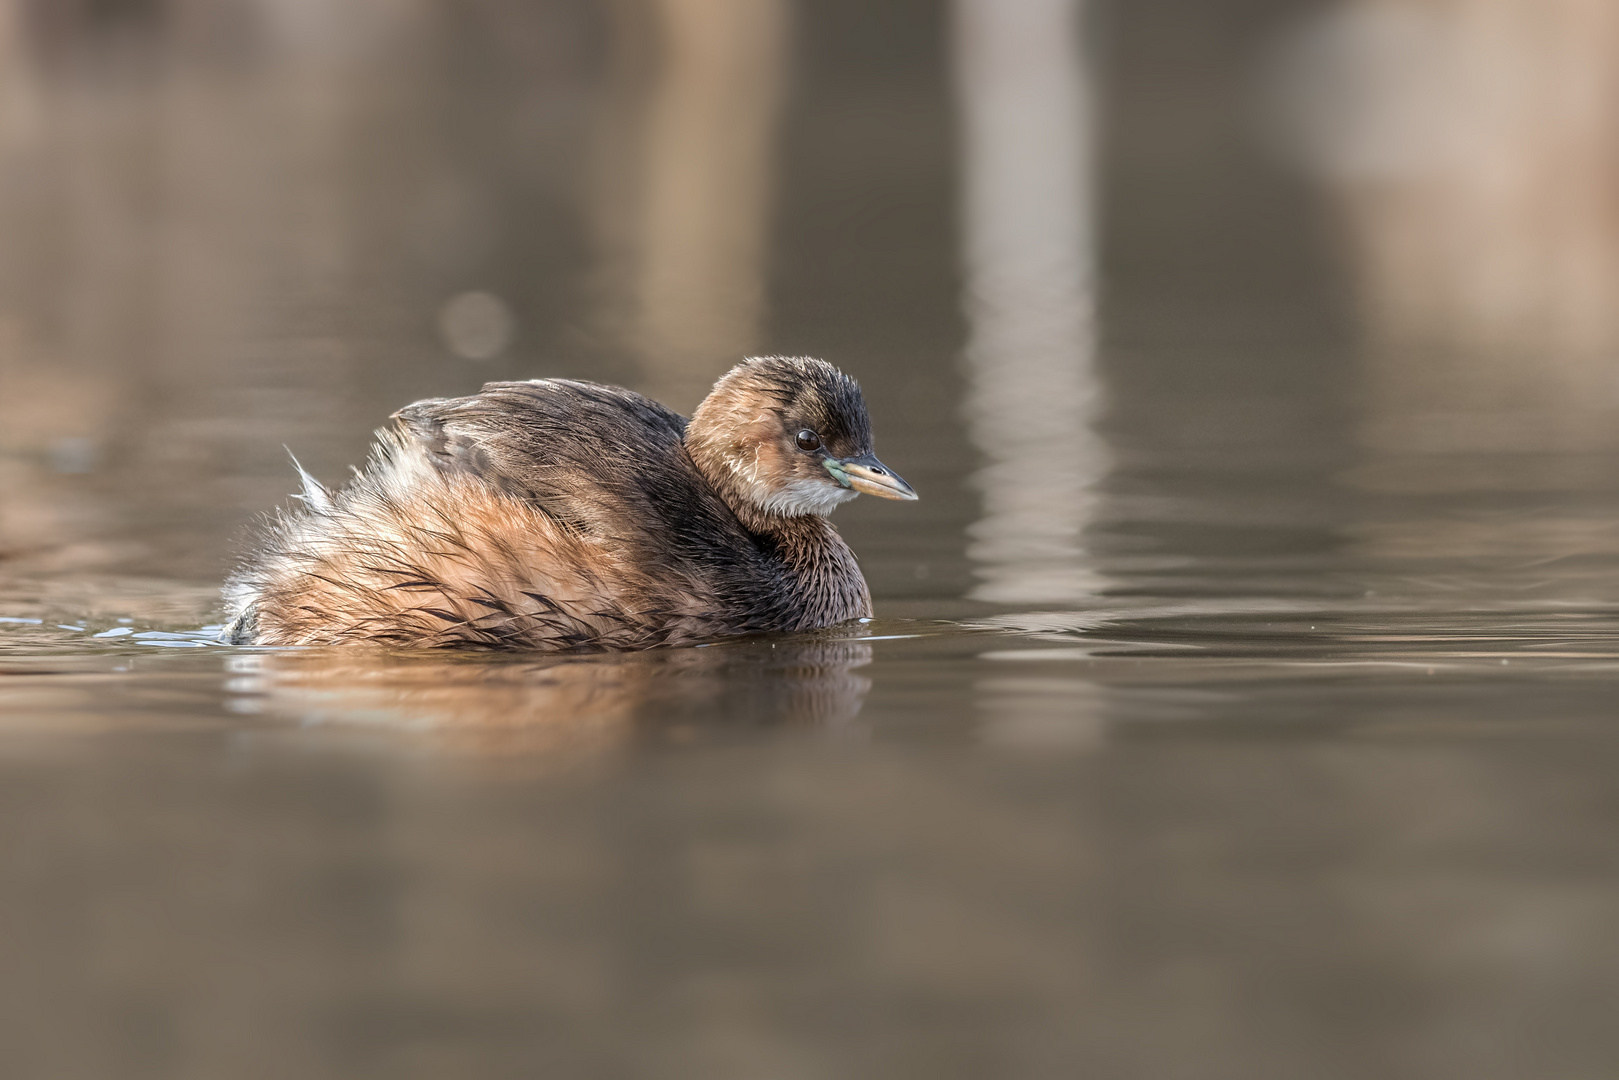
[0,0,975,594]
[6,1,1619,1077]
[8,0,1619,612]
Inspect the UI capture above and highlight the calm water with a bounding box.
[5,1,1619,1076]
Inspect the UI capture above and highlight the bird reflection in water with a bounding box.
[226,637,874,758]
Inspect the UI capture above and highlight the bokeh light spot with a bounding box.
[437,291,515,360]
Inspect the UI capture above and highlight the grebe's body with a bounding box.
[224,357,915,649]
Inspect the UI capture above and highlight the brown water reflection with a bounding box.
[588,0,790,409]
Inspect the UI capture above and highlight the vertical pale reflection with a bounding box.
[953,0,1107,604]
[0,3,35,149]
[592,0,788,410]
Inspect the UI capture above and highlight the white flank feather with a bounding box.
[286,448,333,513]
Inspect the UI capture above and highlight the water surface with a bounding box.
[4,1,1619,1076]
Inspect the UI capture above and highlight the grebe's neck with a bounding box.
[748,513,872,629]
[683,434,871,628]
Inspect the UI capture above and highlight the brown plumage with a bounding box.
[223,356,917,649]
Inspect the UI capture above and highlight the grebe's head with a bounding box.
[687,356,917,519]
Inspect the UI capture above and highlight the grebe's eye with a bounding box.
[795,429,822,452]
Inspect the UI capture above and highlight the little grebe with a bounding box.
[224,356,916,649]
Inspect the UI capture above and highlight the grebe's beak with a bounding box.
[825,452,918,501]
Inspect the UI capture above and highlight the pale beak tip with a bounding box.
[837,455,917,502]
